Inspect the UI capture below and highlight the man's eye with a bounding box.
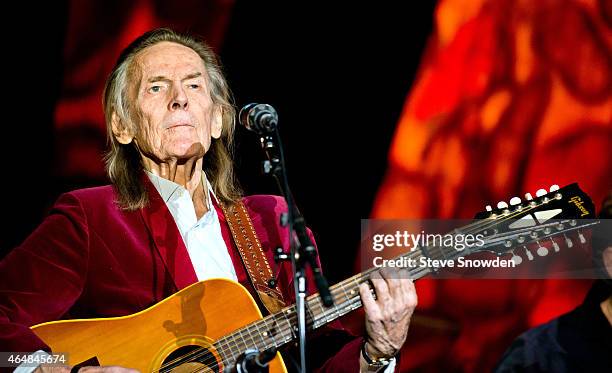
[148,86,162,93]
[188,84,200,89]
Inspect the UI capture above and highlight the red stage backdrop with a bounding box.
[372,0,611,371]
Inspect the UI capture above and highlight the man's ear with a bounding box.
[211,106,223,139]
[111,112,134,144]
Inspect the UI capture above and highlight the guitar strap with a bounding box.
[221,201,287,314]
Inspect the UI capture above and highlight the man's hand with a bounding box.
[359,268,418,359]
[34,365,139,373]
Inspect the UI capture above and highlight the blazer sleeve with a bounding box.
[0,192,90,353]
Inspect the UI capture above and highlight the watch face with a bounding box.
[362,341,393,370]
[367,362,389,373]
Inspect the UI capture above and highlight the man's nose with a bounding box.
[170,85,188,110]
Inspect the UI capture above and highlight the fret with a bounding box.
[320,297,333,325]
[251,319,268,351]
[215,336,234,364]
[278,309,295,343]
[260,316,279,349]
[330,291,342,321]
[352,275,365,293]
[338,283,351,303]
[338,283,354,314]
[319,294,334,325]
[339,283,360,314]
[235,328,248,352]
[241,326,256,350]
[269,313,290,345]
[219,335,231,360]
[305,297,319,327]
[305,301,315,330]
[309,295,327,329]
[274,310,293,343]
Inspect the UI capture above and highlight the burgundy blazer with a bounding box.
[0,176,363,372]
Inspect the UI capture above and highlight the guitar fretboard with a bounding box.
[201,184,595,367]
[211,243,457,363]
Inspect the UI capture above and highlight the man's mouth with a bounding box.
[167,123,194,129]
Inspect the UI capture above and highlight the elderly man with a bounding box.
[0,29,417,372]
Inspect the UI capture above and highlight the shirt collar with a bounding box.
[145,170,218,209]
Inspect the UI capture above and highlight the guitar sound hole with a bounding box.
[161,345,220,373]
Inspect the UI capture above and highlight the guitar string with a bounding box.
[158,193,576,371]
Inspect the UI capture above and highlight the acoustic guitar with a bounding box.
[31,183,598,372]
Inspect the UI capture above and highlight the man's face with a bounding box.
[119,42,222,163]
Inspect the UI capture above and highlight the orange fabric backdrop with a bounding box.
[372,0,611,371]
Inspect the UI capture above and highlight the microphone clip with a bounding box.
[231,347,277,373]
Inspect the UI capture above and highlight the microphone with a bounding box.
[239,103,278,133]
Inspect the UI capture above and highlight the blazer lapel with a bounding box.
[139,175,198,290]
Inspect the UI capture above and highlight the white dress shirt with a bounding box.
[146,171,237,281]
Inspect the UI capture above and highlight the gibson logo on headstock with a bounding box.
[569,196,590,217]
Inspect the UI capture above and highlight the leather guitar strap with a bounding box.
[221,201,287,313]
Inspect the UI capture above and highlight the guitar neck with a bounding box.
[213,183,597,365]
[214,224,592,364]
[213,250,435,364]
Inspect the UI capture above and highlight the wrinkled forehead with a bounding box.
[130,41,208,86]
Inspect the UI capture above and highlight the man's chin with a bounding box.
[170,143,207,159]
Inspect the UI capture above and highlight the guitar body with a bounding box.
[31,279,286,372]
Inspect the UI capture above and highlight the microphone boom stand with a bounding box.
[256,128,333,373]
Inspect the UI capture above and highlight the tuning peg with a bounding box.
[564,235,573,248]
[525,247,534,261]
[552,240,560,252]
[509,197,521,205]
[536,242,548,256]
[536,189,547,197]
[485,205,492,212]
[578,231,586,244]
[549,184,560,192]
[511,252,523,265]
[497,201,509,209]
[525,193,533,200]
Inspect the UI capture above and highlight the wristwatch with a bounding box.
[361,340,393,372]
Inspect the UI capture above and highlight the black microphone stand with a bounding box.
[255,126,334,373]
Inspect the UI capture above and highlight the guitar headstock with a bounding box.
[475,183,596,220]
[469,183,598,264]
